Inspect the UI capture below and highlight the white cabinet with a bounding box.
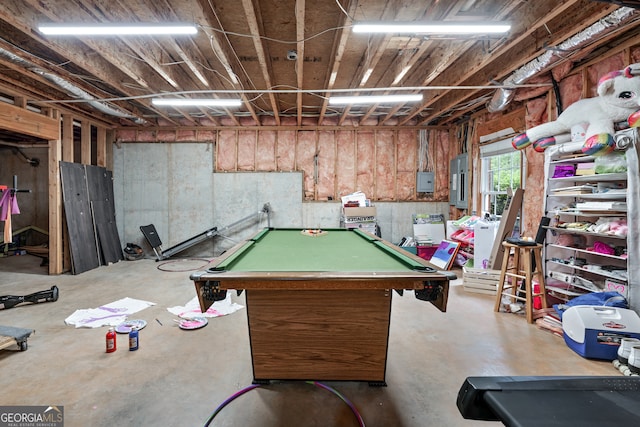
[542,128,639,312]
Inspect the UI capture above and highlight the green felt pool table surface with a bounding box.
[213,227,429,272]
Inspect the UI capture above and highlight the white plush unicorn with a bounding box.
[512,63,640,155]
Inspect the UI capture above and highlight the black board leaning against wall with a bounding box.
[60,162,122,274]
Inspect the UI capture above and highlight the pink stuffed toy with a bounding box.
[512,64,640,155]
[609,218,628,237]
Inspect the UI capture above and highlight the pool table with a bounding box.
[190,227,455,385]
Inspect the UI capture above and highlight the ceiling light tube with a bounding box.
[353,22,510,34]
[329,94,422,105]
[38,24,198,36]
[151,98,242,107]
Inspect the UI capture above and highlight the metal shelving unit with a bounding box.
[542,128,639,309]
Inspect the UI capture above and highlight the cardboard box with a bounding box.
[342,207,376,218]
[342,215,376,224]
[342,222,377,234]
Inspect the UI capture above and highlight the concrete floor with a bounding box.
[0,254,618,427]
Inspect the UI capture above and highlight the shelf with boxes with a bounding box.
[542,128,638,308]
[340,205,377,235]
[449,215,500,269]
[449,215,478,261]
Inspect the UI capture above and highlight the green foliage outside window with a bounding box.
[484,151,521,216]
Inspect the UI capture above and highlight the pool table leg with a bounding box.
[368,381,387,387]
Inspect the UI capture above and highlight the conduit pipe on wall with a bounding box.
[486,7,637,113]
[0,42,134,118]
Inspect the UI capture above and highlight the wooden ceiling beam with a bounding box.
[336,0,402,126]
[93,0,200,124]
[412,4,615,127]
[339,0,434,125]
[398,0,596,126]
[17,0,154,90]
[295,0,305,126]
[358,38,432,124]
[81,0,230,127]
[337,35,391,125]
[318,0,358,125]
[0,0,634,128]
[8,0,180,126]
[380,1,520,125]
[0,41,133,126]
[195,0,260,126]
[153,0,250,126]
[0,101,59,140]
[89,0,235,126]
[242,0,279,126]
[192,18,253,126]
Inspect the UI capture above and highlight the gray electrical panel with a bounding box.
[449,153,468,209]
[417,172,434,193]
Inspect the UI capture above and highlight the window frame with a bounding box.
[479,138,525,219]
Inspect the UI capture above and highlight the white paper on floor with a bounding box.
[64,297,156,328]
[167,293,244,318]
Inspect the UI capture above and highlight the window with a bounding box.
[480,139,523,218]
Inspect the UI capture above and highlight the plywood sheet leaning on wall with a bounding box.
[60,162,100,274]
[91,200,122,265]
[86,165,123,265]
[60,162,123,274]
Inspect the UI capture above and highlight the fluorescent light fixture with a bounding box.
[38,23,198,36]
[353,22,510,34]
[151,98,242,107]
[329,94,423,105]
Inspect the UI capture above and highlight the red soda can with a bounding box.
[106,327,117,353]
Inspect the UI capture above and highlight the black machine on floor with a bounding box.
[457,375,640,426]
[140,203,271,261]
[0,285,59,310]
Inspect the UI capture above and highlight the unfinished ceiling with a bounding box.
[1,0,640,130]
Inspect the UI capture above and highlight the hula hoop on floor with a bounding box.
[203,381,365,427]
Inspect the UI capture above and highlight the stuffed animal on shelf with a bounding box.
[512,63,640,155]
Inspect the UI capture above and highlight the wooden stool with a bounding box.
[494,242,547,323]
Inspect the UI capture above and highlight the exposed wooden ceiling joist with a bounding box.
[0,0,636,131]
